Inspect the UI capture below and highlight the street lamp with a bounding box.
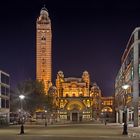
[19,94,25,134]
[104,108,107,125]
[122,84,129,135]
[45,110,47,127]
[122,85,129,90]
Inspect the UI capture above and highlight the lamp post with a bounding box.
[45,110,47,127]
[104,108,107,125]
[122,84,129,135]
[19,94,25,134]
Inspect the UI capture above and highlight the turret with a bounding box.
[82,71,90,88]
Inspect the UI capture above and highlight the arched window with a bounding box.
[72,93,75,97]
[41,36,46,40]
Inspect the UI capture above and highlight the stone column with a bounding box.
[116,112,119,123]
[127,108,129,123]
[119,110,123,124]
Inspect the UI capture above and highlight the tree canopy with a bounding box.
[10,80,56,116]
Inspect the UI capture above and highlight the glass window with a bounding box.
[128,35,134,49]
[125,48,133,68]
[1,99,5,108]
[6,88,10,96]
[6,100,9,108]
[1,73,9,85]
[6,76,9,84]
[0,86,9,96]
[1,86,5,95]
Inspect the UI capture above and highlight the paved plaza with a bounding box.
[0,123,140,140]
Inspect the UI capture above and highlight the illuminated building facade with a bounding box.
[115,27,140,127]
[36,7,52,92]
[101,96,114,122]
[0,70,10,124]
[35,7,114,122]
[56,71,114,122]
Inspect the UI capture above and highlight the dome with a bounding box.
[58,71,64,77]
[91,82,99,90]
[83,71,88,74]
[93,82,97,87]
[58,71,63,75]
[40,6,49,16]
[48,86,57,94]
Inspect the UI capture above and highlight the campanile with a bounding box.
[36,6,52,92]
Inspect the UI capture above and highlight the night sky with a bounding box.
[0,0,140,96]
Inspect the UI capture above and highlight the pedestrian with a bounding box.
[20,124,24,134]
[45,122,47,127]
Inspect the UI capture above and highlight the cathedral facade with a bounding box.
[55,71,114,122]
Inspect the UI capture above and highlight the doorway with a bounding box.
[72,113,78,122]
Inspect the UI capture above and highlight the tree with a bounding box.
[10,80,33,112]
[11,80,56,116]
[25,80,46,115]
[47,86,58,111]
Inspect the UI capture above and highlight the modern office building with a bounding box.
[36,6,52,92]
[0,70,10,124]
[115,27,140,127]
[56,71,114,122]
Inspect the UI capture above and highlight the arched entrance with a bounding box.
[101,106,113,122]
[66,100,85,122]
[101,106,113,112]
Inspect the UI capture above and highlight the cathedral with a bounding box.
[55,71,114,122]
[36,7,114,122]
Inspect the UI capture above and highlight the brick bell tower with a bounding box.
[36,6,52,92]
